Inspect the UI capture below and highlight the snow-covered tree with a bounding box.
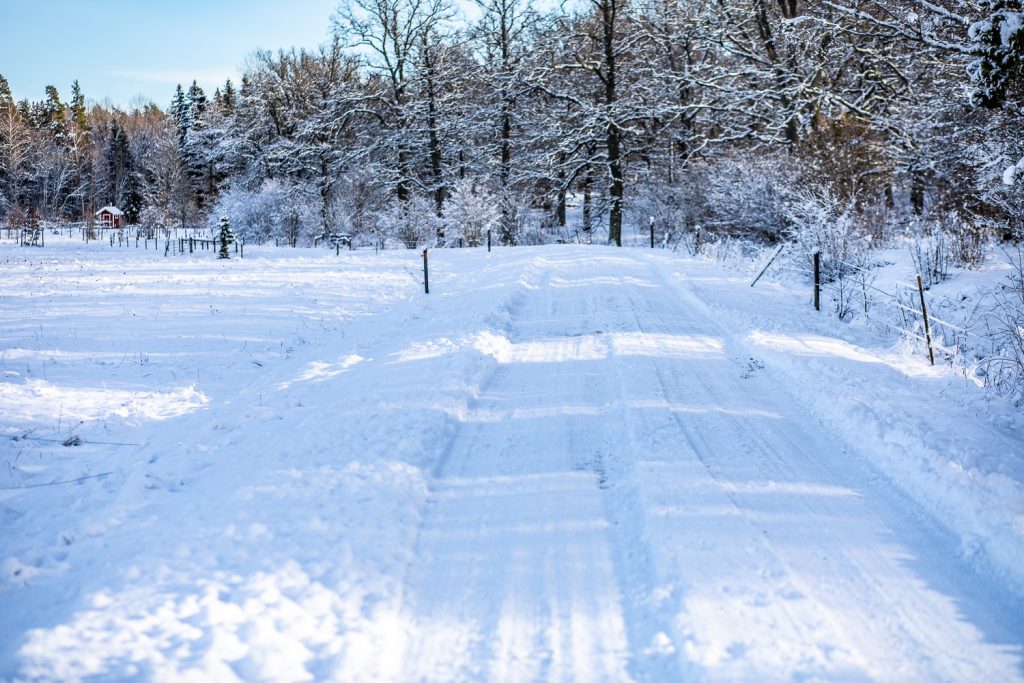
[218,215,235,259]
[442,178,499,246]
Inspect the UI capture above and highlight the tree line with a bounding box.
[1,0,1021,247]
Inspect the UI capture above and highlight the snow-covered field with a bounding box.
[2,238,1023,682]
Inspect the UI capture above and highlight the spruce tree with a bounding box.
[0,74,12,109]
[171,84,188,144]
[222,79,235,112]
[970,0,1024,108]
[218,215,234,259]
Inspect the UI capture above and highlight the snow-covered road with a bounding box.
[2,243,1022,681]
[401,252,1022,681]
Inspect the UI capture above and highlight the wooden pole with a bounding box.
[813,251,821,311]
[487,229,491,252]
[916,274,936,366]
[422,249,430,294]
[650,217,655,249]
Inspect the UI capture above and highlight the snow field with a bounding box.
[1,238,1023,681]
[1,241,539,680]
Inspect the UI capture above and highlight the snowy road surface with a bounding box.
[1,242,1022,681]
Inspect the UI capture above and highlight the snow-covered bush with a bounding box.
[376,196,441,249]
[330,168,389,246]
[702,157,788,241]
[506,198,553,246]
[908,213,990,286]
[275,191,319,248]
[496,188,542,246]
[442,179,499,247]
[211,181,286,244]
[628,174,707,252]
[910,230,951,288]
[138,205,165,230]
[984,248,1024,402]
[949,216,990,269]
[784,189,874,319]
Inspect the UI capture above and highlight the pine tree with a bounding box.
[218,215,234,259]
[70,80,89,132]
[42,85,68,144]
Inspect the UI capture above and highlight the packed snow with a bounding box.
[1,237,1023,682]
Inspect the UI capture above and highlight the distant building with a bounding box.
[95,206,124,228]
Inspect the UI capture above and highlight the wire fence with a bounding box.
[764,249,975,366]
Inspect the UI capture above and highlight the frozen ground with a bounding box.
[1,238,1023,682]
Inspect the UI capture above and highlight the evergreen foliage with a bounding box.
[218,215,234,259]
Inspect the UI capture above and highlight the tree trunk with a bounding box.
[422,34,445,221]
[602,0,623,246]
[582,166,593,234]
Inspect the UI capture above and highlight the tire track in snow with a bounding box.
[398,252,674,682]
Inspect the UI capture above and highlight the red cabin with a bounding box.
[95,206,124,228]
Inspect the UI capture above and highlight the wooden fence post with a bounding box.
[487,229,491,252]
[813,251,821,311]
[916,274,936,366]
[650,217,655,248]
[422,248,430,294]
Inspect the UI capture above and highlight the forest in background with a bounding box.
[0,0,1022,251]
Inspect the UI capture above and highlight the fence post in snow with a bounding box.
[650,217,655,248]
[423,249,430,294]
[813,251,821,311]
[916,275,936,366]
[487,229,491,252]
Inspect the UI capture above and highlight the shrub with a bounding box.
[784,188,874,320]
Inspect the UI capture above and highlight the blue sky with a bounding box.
[0,0,340,109]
